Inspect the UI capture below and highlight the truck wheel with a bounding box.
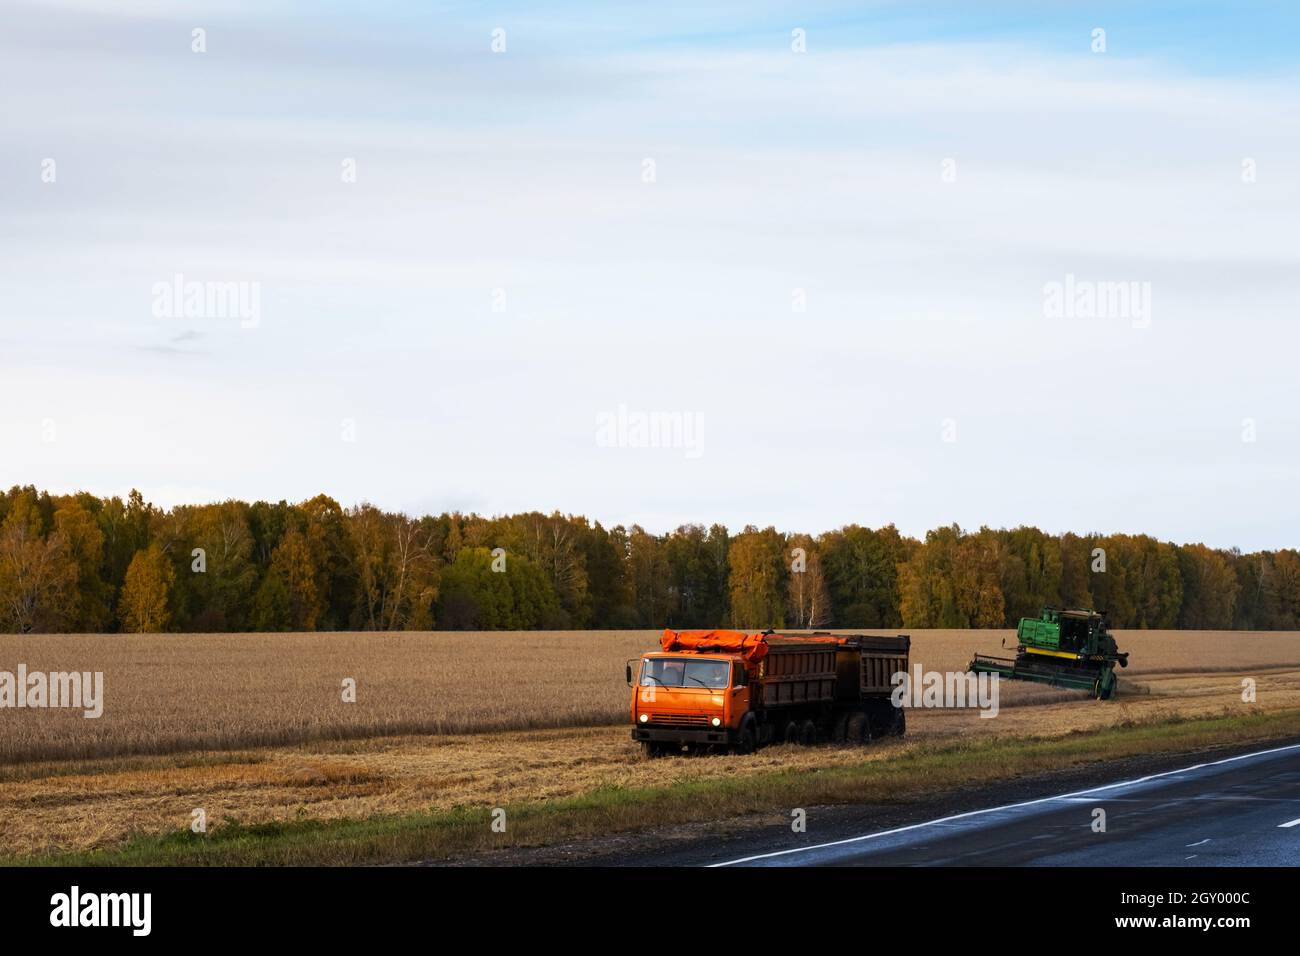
[783,721,800,744]
[799,719,817,746]
[891,708,907,736]
[640,741,664,759]
[846,713,869,744]
[735,718,758,755]
[832,713,849,743]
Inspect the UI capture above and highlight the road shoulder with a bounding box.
[435,736,1300,867]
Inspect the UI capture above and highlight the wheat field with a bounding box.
[2,629,1299,764]
[4,629,1300,856]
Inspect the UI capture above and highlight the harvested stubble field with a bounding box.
[2,629,1299,859]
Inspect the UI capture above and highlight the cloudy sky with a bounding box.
[3,1,1298,550]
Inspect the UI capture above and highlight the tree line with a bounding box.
[1,485,1297,633]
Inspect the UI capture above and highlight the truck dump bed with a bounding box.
[758,637,839,706]
[833,633,911,697]
[659,629,911,708]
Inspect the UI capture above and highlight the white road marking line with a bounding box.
[708,741,1300,867]
[1278,817,1300,828]
[1186,838,1210,847]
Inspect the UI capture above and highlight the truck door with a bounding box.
[729,662,750,727]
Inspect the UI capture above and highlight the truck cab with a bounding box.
[628,653,751,754]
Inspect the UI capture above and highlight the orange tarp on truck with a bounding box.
[660,629,771,664]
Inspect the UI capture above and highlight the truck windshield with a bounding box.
[640,658,730,689]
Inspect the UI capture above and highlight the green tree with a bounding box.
[585,522,637,628]
[248,499,296,569]
[898,526,1003,627]
[495,512,592,627]
[263,529,322,629]
[1058,532,1096,610]
[53,499,110,630]
[1176,544,1240,628]
[435,547,561,629]
[161,501,259,630]
[1229,550,1264,629]
[995,527,1062,625]
[250,568,292,630]
[898,526,959,627]
[727,526,787,628]
[663,524,730,627]
[820,524,913,626]
[627,526,670,627]
[1092,535,1183,627]
[95,490,154,626]
[1255,550,1300,628]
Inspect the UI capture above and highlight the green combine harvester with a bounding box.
[969,607,1129,699]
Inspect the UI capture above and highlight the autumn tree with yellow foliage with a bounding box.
[119,543,175,633]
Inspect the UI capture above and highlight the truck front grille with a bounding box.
[650,713,712,726]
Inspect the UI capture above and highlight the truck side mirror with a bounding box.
[625,663,633,686]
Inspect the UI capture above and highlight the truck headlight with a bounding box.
[639,714,649,723]
[711,717,722,727]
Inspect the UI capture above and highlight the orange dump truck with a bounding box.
[627,628,910,756]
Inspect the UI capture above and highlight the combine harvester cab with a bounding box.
[628,628,910,757]
[969,608,1129,699]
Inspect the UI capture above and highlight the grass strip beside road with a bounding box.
[12,707,1300,867]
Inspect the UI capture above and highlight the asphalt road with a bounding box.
[713,742,1300,866]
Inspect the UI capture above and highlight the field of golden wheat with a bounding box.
[2,629,1298,764]
[2,629,1299,857]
